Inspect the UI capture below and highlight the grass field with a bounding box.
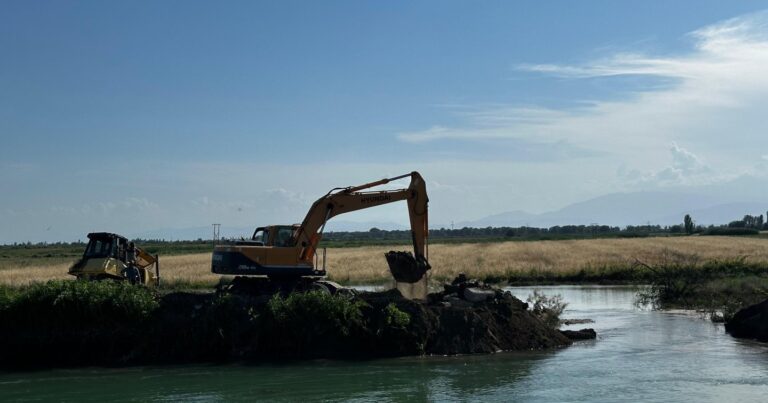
[2,236,768,288]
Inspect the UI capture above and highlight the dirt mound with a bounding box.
[725,298,768,342]
[0,278,575,368]
[358,280,571,355]
[132,284,572,362]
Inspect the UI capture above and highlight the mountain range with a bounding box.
[131,176,768,240]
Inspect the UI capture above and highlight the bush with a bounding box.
[634,251,768,318]
[266,291,365,335]
[383,302,410,329]
[260,291,366,355]
[526,290,567,328]
[0,280,159,327]
[0,285,17,312]
[634,250,702,308]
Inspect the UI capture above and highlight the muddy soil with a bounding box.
[359,288,571,355]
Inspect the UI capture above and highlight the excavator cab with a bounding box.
[251,227,268,245]
[250,225,295,247]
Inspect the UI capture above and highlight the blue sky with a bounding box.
[3,1,768,242]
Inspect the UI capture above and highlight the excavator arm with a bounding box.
[293,172,430,283]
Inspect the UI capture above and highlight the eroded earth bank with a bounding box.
[0,279,592,368]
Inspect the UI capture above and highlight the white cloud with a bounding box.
[46,197,160,217]
[669,142,706,173]
[619,143,719,187]
[398,11,768,181]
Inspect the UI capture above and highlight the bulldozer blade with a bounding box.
[385,251,430,283]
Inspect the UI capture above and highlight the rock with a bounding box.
[452,273,469,285]
[725,298,768,342]
[463,287,496,303]
[561,318,595,326]
[560,328,597,340]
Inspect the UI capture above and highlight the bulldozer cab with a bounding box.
[82,233,124,260]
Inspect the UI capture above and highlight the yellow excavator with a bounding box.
[69,232,160,286]
[212,171,431,299]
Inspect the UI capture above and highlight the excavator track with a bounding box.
[219,276,355,297]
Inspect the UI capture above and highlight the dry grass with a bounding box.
[0,254,221,288]
[0,262,72,287]
[325,236,768,284]
[2,236,768,287]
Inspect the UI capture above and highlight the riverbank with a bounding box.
[3,285,767,402]
[0,281,573,369]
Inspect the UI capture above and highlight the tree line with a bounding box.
[5,211,766,247]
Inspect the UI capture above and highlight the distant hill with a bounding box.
[131,176,768,240]
[460,188,766,228]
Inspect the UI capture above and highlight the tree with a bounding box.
[684,214,694,235]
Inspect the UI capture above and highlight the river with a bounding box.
[1,286,767,402]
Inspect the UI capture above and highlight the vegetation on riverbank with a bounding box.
[633,252,768,321]
[0,280,568,368]
[0,280,158,323]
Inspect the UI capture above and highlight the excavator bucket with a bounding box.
[385,251,430,283]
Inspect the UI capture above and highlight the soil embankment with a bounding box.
[0,280,577,368]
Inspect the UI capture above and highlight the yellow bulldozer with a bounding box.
[69,232,160,286]
[212,171,431,299]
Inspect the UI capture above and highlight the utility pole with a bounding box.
[212,224,221,245]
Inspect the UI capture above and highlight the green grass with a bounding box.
[0,280,159,326]
[264,291,365,336]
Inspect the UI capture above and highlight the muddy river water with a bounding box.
[2,286,768,402]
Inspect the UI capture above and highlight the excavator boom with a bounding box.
[295,172,428,264]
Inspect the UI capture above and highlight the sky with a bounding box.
[3,1,768,243]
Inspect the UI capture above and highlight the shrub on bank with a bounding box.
[634,251,768,319]
[0,280,159,326]
[526,290,567,328]
[383,302,410,329]
[257,291,367,356]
